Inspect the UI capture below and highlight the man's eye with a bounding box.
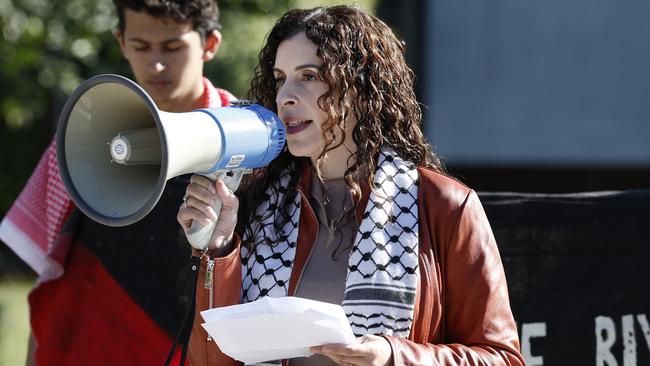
[165,45,183,52]
[303,73,316,81]
[133,46,148,52]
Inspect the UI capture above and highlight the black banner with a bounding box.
[481,190,650,366]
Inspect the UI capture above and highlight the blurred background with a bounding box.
[2,0,650,365]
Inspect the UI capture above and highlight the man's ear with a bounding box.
[115,30,127,57]
[203,29,222,61]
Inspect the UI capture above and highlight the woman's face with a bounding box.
[273,32,331,161]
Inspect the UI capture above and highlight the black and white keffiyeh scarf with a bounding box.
[240,148,420,337]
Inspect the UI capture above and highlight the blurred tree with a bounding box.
[202,0,378,106]
[0,0,129,212]
[0,0,377,214]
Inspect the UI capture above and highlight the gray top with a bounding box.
[290,174,358,366]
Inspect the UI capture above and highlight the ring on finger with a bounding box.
[182,194,189,208]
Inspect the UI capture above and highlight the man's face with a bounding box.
[117,9,213,112]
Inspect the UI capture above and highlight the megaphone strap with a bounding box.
[163,254,202,366]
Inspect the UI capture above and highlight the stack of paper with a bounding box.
[201,296,357,364]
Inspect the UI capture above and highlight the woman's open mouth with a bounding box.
[286,119,313,134]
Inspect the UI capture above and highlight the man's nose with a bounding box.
[153,61,165,73]
[149,53,166,73]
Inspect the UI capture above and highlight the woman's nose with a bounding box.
[276,82,298,108]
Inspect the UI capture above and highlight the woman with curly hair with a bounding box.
[178,5,524,366]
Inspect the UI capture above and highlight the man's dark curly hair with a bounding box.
[237,5,444,248]
[113,0,221,40]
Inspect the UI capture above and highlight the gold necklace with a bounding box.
[321,181,354,252]
[325,211,348,248]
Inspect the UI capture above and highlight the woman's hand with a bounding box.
[309,335,393,366]
[177,174,239,256]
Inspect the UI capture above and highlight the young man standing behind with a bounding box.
[0,1,235,364]
[115,0,233,113]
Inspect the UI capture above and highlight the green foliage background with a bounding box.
[0,0,377,215]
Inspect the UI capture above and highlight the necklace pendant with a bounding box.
[326,221,336,247]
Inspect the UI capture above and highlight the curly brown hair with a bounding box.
[237,5,443,247]
[113,0,221,40]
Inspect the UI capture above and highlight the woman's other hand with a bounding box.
[310,335,393,366]
[177,174,239,256]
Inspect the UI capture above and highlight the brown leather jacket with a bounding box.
[189,167,525,366]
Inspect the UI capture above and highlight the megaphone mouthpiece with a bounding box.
[109,128,161,165]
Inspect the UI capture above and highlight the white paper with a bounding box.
[201,296,357,365]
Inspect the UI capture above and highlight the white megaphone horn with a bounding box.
[56,74,285,249]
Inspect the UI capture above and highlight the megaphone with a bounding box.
[56,74,285,248]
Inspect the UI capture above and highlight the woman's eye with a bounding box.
[303,73,317,81]
[274,77,286,88]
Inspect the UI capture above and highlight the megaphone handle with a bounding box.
[186,171,244,250]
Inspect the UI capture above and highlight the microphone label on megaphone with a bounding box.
[225,155,246,169]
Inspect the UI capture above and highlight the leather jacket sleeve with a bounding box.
[385,189,524,366]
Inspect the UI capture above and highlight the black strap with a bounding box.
[163,254,201,366]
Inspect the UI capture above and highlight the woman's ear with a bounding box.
[203,29,222,61]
